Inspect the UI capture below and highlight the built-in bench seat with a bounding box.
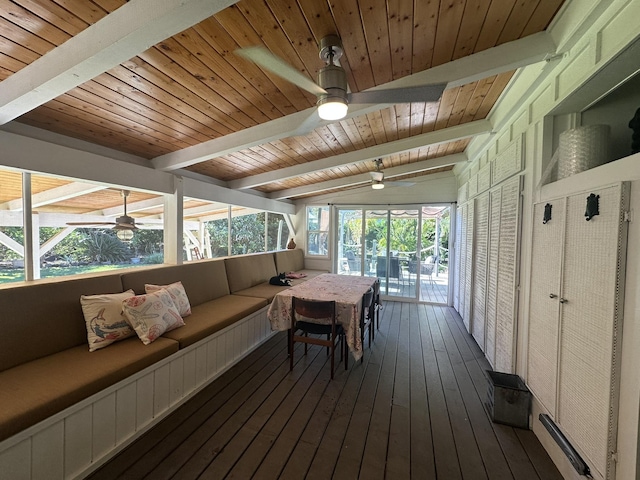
[0,273,181,442]
[0,336,178,443]
[0,249,324,479]
[274,249,328,281]
[120,260,268,349]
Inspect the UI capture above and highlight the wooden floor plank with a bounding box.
[420,304,464,479]
[333,305,399,479]
[409,303,437,479]
[434,306,514,480]
[305,302,394,480]
[171,341,327,479]
[428,304,489,479]
[92,333,287,480]
[358,301,401,479]
[88,301,562,480]
[384,302,411,479]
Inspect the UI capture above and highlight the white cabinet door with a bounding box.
[558,184,628,479]
[527,183,629,480]
[527,198,565,416]
[472,192,490,350]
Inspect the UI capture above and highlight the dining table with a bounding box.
[267,273,378,361]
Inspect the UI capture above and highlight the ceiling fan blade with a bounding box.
[292,110,321,136]
[370,171,384,182]
[385,180,416,187]
[348,83,447,105]
[236,47,327,97]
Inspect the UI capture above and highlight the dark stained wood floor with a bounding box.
[88,302,562,480]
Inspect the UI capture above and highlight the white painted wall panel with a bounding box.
[115,382,137,443]
[32,424,63,480]
[136,373,154,429]
[64,406,92,478]
[92,394,116,462]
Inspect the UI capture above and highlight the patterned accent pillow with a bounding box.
[81,290,136,352]
[122,290,185,345]
[145,281,191,317]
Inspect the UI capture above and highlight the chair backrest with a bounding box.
[363,287,374,309]
[422,262,435,275]
[292,297,336,324]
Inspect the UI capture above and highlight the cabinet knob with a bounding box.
[559,298,567,304]
[549,293,557,299]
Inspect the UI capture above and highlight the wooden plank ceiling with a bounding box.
[0,0,564,211]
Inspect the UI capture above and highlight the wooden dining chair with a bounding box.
[290,297,347,379]
[360,287,374,362]
[373,278,381,331]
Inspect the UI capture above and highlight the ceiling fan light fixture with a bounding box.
[372,180,385,190]
[116,228,134,242]
[317,92,348,120]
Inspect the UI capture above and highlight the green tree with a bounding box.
[81,231,130,263]
[131,229,163,256]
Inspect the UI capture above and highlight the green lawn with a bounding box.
[0,263,142,284]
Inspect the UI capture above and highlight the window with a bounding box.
[306,206,329,256]
[231,208,265,255]
[267,212,290,251]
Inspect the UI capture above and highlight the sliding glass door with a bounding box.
[335,205,452,304]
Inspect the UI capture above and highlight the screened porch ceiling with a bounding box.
[0,0,565,222]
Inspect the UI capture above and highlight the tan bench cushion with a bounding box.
[121,259,230,306]
[0,336,178,442]
[232,282,290,303]
[162,295,267,348]
[225,253,277,293]
[0,273,124,373]
[274,249,304,273]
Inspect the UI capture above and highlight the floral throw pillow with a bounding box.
[122,290,185,345]
[145,281,191,317]
[81,290,136,352]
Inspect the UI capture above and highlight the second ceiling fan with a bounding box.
[237,35,446,122]
[370,159,415,190]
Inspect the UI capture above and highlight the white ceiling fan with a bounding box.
[370,159,415,190]
[66,190,144,236]
[236,35,446,123]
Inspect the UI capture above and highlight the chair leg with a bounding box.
[289,328,294,372]
[327,333,330,356]
[343,334,349,370]
[304,332,308,355]
[330,341,335,380]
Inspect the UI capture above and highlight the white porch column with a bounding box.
[163,176,184,265]
[22,172,41,280]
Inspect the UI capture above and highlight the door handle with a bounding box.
[549,293,557,299]
[559,298,567,304]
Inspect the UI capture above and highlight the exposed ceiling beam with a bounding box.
[152,32,554,173]
[269,154,467,200]
[0,182,106,211]
[183,203,229,217]
[0,0,238,125]
[231,120,489,190]
[99,196,164,216]
[377,31,557,90]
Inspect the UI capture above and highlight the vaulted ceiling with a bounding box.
[0,0,564,211]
